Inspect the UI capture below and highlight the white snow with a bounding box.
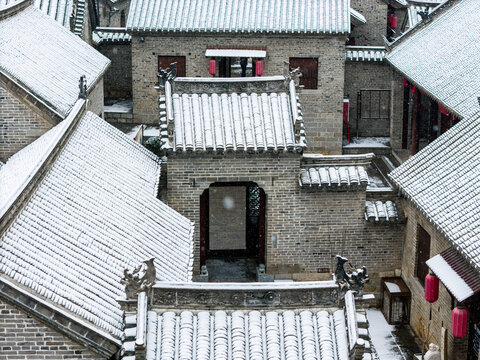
[366,309,407,360]
[384,282,402,293]
[104,99,133,113]
[344,137,390,148]
[125,125,159,138]
[426,254,473,302]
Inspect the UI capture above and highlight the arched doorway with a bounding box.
[199,182,265,282]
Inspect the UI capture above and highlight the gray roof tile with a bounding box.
[0,112,194,337]
[0,6,110,115]
[389,111,480,270]
[126,0,351,34]
[386,0,480,118]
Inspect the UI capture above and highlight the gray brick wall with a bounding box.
[166,153,404,291]
[344,61,392,137]
[97,43,132,99]
[0,81,54,162]
[0,299,105,360]
[86,79,105,118]
[400,199,469,359]
[350,0,388,45]
[131,34,346,153]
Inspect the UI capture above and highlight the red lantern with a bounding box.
[411,85,416,94]
[424,274,439,303]
[451,307,468,338]
[387,13,393,26]
[255,60,263,76]
[391,15,398,29]
[209,59,216,76]
[403,78,408,88]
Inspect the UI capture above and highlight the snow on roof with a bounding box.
[426,248,478,302]
[405,3,438,30]
[121,308,350,360]
[0,111,194,338]
[0,5,110,116]
[389,111,480,271]
[365,200,399,223]
[126,0,351,34]
[0,0,86,34]
[345,46,386,62]
[160,77,306,154]
[350,8,366,25]
[93,28,132,45]
[300,166,369,189]
[386,0,480,118]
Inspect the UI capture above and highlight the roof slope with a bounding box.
[127,0,351,34]
[386,0,480,117]
[0,112,194,338]
[389,112,480,270]
[0,6,109,115]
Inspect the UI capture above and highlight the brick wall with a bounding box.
[350,0,388,45]
[0,82,54,162]
[86,79,105,118]
[344,61,392,137]
[98,43,132,99]
[390,70,405,151]
[400,199,468,359]
[0,299,104,360]
[166,153,404,291]
[97,0,130,27]
[131,34,346,153]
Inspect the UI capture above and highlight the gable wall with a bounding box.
[167,153,404,291]
[0,81,54,162]
[0,298,104,360]
[132,34,346,154]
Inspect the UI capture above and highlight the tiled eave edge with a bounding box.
[0,277,120,357]
[0,71,64,122]
[0,100,86,225]
[384,0,458,50]
[388,176,479,272]
[384,65,463,119]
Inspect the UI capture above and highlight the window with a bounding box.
[158,56,186,77]
[289,57,318,89]
[416,225,431,287]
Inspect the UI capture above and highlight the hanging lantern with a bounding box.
[411,85,416,94]
[387,13,393,26]
[255,60,264,76]
[391,15,398,29]
[424,274,439,303]
[403,78,408,88]
[209,59,216,76]
[451,307,468,338]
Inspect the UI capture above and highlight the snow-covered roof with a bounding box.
[345,46,386,62]
[386,0,480,118]
[427,247,480,302]
[128,309,350,360]
[93,28,132,44]
[350,8,366,25]
[0,0,86,35]
[126,0,351,34]
[365,200,399,223]
[300,166,369,189]
[160,77,306,154]
[0,109,194,338]
[405,3,439,30]
[0,5,110,116]
[389,111,480,271]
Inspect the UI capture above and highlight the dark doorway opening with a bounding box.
[200,182,266,282]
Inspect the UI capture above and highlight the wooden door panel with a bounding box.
[158,56,186,77]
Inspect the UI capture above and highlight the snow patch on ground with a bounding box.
[366,309,407,360]
[104,99,133,113]
[126,125,160,138]
[344,137,390,148]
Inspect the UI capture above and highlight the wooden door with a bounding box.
[289,57,318,89]
[158,56,186,77]
[416,225,431,287]
[258,188,266,265]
